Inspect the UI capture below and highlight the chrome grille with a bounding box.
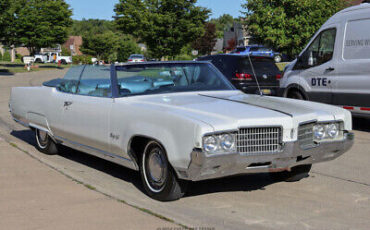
[236,127,282,155]
[298,123,315,149]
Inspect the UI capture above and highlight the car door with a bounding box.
[293,27,338,104]
[331,17,370,109]
[57,65,113,152]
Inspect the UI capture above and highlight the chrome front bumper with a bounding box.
[176,132,354,181]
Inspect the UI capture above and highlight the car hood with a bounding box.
[127,91,351,139]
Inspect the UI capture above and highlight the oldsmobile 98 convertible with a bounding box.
[9,62,354,201]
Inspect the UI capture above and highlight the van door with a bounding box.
[331,18,370,110]
[293,27,338,104]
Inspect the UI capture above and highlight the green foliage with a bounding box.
[1,0,72,54]
[0,0,11,39]
[117,37,142,62]
[61,46,71,56]
[81,31,140,63]
[114,0,210,59]
[243,0,346,57]
[0,52,2,61]
[72,55,93,65]
[209,14,236,38]
[192,23,217,55]
[3,51,11,61]
[69,19,115,36]
[174,54,193,61]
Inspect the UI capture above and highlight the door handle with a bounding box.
[64,101,73,107]
[326,67,335,72]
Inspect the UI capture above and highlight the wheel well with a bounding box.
[129,136,171,171]
[129,136,159,168]
[287,87,307,100]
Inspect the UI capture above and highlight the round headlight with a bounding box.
[204,136,218,152]
[313,125,325,140]
[327,123,339,138]
[220,134,235,150]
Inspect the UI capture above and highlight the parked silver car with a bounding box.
[9,62,353,201]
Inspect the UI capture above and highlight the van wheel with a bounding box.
[274,55,282,63]
[35,58,42,63]
[288,90,305,100]
[61,59,67,65]
[140,141,187,201]
[35,129,58,155]
[270,164,312,182]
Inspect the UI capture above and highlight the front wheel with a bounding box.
[35,129,58,155]
[270,164,312,182]
[288,90,305,100]
[140,141,187,201]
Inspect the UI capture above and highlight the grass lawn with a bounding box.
[0,61,72,74]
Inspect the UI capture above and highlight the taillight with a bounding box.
[140,59,145,62]
[276,74,282,80]
[235,73,252,80]
[128,59,132,62]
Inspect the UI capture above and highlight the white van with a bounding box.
[280,2,370,117]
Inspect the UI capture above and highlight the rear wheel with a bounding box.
[60,59,67,65]
[140,141,187,201]
[270,164,312,182]
[35,129,58,155]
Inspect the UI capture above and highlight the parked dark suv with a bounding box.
[197,54,281,96]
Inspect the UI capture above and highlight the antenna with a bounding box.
[247,54,263,96]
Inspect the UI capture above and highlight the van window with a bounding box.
[344,19,370,60]
[299,28,336,68]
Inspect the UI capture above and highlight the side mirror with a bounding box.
[308,51,314,66]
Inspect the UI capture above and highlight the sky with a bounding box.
[65,0,244,21]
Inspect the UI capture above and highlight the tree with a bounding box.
[81,31,120,61]
[209,14,235,38]
[81,31,140,63]
[242,0,346,57]
[114,0,209,59]
[226,38,236,51]
[69,19,115,36]
[1,0,72,55]
[116,36,141,62]
[192,23,217,55]
[0,0,11,39]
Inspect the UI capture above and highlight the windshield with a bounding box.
[129,55,144,59]
[115,63,234,97]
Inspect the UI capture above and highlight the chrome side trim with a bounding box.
[55,136,138,171]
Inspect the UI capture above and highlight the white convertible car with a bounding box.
[9,62,354,201]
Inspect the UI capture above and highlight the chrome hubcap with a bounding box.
[148,149,165,183]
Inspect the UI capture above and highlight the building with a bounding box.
[223,22,251,52]
[63,36,83,56]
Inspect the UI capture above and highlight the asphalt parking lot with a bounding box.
[0,70,369,230]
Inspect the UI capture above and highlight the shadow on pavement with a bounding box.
[353,117,370,132]
[0,69,14,76]
[10,129,278,198]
